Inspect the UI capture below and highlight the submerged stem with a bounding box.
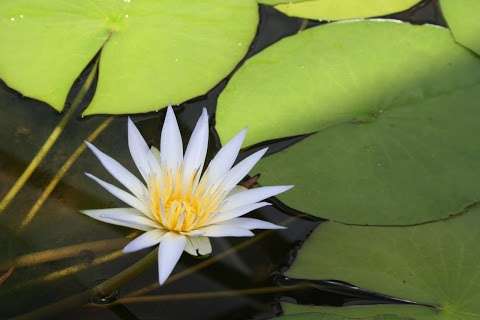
[15,213,295,318]
[298,19,308,33]
[19,116,114,229]
[0,60,99,214]
[111,284,306,305]
[0,236,130,271]
[0,266,15,286]
[15,250,157,320]
[127,216,296,297]
[15,250,124,291]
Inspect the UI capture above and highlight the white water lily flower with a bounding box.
[82,107,292,285]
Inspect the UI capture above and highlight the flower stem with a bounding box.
[15,250,157,320]
[0,59,99,215]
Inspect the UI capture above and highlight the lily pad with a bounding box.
[285,208,480,319]
[254,83,480,225]
[0,0,258,114]
[216,20,480,146]
[440,0,480,55]
[259,0,421,21]
[278,304,435,319]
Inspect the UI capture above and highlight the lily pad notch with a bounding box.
[0,0,260,115]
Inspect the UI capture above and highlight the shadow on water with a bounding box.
[0,1,454,319]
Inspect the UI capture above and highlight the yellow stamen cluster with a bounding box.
[148,170,223,233]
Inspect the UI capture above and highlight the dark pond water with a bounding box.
[0,1,444,319]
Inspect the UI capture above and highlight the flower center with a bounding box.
[148,174,221,233]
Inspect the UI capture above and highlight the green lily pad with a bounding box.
[440,0,480,55]
[254,83,480,225]
[217,20,480,147]
[0,0,258,114]
[278,304,435,319]
[285,208,480,319]
[259,0,421,21]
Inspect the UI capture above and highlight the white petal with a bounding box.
[219,148,268,194]
[85,173,148,214]
[182,108,209,187]
[160,106,183,171]
[209,202,271,224]
[220,185,293,212]
[81,208,158,231]
[201,129,247,188]
[223,217,286,230]
[184,236,212,256]
[123,229,166,253]
[158,232,186,285]
[85,141,146,199]
[128,118,159,181]
[192,225,254,238]
[229,185,248,196]
[150,146,161,163]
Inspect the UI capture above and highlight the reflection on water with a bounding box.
[0,1,443,319]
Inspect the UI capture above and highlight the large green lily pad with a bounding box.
[0,0,258,114]
[254,83,480,225]
[440,0,480,55]
[285,208,480,319]
[217,20,480,146]
[278,304,436,319]
[259,0,421,21]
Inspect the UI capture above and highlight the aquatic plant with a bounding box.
[1,0,480,319]
[83,107,290,284]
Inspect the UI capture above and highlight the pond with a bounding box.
[1,1,480,319]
